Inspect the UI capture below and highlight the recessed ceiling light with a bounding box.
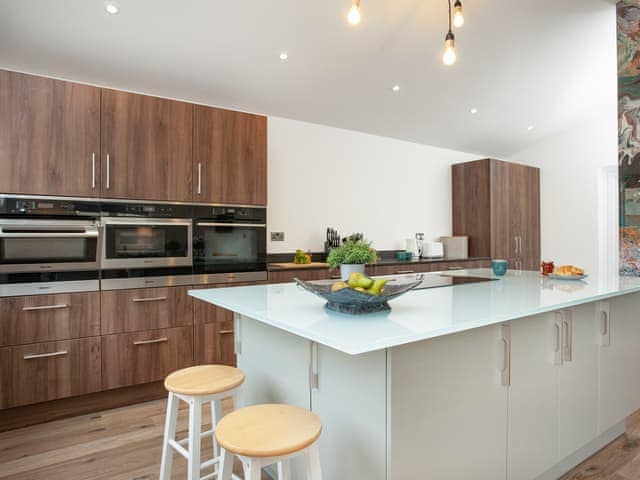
[279,52,288,60]
[527,125,535,131]
[470,108,478,114]
[392,85,400,92]
[104,1,119,14]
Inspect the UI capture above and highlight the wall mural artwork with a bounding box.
[618,1,640,275]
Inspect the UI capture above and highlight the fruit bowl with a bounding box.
[294,277,422,315]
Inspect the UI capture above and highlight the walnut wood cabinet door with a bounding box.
[194,105,267,205]
[101,326,193,390]
[0,292,100,347]
[0,70,101,196]
[100,286,193,335]
[101,89,193,201]
[0,337,102,409]
[194,298,236,367]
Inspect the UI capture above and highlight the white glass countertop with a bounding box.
[189,269,640,355]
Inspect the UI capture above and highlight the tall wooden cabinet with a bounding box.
[452,158,540,270]
[194,105,267,205]
[0,70,101,197]
[101,89,193,201]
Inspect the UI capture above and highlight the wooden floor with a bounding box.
[0,399,639,480]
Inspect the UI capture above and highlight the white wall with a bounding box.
[267,116,480,254]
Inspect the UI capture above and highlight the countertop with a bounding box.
[189,269,640,355]
[267,256,489,271]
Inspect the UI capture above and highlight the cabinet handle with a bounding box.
[133,337,168,346]
[447,266,464,270]
[197,162,202,195]
[500,325,511,387]
[22,303,69,311]
[309,341,319,390]
[91,152,96,189]
[518,236,523,255]
[23,350,68,360]
[554,312,563,365]
[562,311,573,362]
[396,270,415,274]
[218,330,234,335]
[599,302,611,347]
[132,296,168,303]
[514,236,518,255]
[106,154,111,190]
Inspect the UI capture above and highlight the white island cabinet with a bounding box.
[190,270,640,480]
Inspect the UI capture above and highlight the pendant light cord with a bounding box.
[447,0,452,33]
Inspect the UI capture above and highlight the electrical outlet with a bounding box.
[271,232,285,241]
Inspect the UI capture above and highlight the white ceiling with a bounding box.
[0,0,616,156]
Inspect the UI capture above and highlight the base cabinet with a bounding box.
[101,326,193,390]
[194,299,236,366]
[0,337,102,409]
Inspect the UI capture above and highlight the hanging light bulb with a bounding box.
[442,31,457,66]
[347,0,361,26]
[453,0,464,27]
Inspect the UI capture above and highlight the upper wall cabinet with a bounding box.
[101,89,193,202]
[194,105,267,206]
[0,70,101,197]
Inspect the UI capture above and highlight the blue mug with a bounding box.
[492,259,508,276]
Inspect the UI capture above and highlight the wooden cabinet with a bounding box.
[0,337,102,409]
[194,292,235,367]
[598,295,640,433]
[453,159,540,271]
[194,106,267,205]
[0,292,100,347]
[268,268,334,283]
[101,286,193,335]
[101,89,193,201]
[101,326,193,390]
[0,70,101,197]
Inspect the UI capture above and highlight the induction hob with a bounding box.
[396,273,497,290]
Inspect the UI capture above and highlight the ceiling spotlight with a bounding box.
[279,52,289,60]
[442,31,457,66]
[347,0,361,26]
[470,108,478,114]
[392,85,400,92]
[104,1,119,14]
[527,125,535,131]
[453,0,464,27]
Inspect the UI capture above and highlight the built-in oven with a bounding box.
[192,205,267,285]
[0,196,101,296]
[100,201,194,290]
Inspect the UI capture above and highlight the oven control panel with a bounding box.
[0,197,100,217]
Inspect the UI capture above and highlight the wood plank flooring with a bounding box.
[0,398,638,479]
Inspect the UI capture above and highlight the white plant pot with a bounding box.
[340,263,365,281]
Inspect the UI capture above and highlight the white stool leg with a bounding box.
[277,459,291,480]
[159,392,179,480]
[188,398,203,480]
[245,459,262,480]
[218,448,234,480]
[233,389,243,409]
[210,399,222,462]
[304,443,322,480]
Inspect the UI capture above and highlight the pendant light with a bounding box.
[442,0,457,66]
[453,0,464,27]
[347,0,361,26]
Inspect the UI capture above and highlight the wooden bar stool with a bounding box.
[215,404,323,480]
[160,365,245,480]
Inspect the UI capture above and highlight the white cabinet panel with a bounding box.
[389,325,508,480]
[508,313,559,480]
[599,296,640,432]
[558,305,599,459]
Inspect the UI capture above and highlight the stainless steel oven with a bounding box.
[101,218,192,270]
[193,205,267,285]
[0,196,101,296]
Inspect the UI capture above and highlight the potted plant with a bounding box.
[327,237,378,281]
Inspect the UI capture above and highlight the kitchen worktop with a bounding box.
[267,256,488,271]
[189,269,640,355]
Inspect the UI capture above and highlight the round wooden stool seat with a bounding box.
[215,404,322,458]
[164,365,245,396]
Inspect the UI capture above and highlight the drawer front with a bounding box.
[0,337,102,409]
[268,269,331,283]
[101,326,193,390]
[0,292,100,347]
[101,286,193,335]
[194,293,235,366]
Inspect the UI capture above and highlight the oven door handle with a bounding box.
[196,222,266,228]
[0,231,99,238]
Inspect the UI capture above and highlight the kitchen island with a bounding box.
[190,270,640,480]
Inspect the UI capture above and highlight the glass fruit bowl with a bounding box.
[294,277,422,315]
